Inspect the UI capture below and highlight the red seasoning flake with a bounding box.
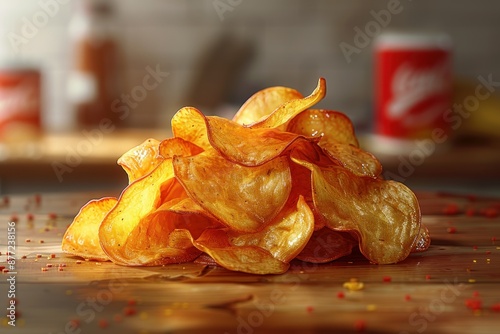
[404,294,412,301]
[337,291,345,299]
[354,319,366,332]
[113,314,123,323]
[443,203,459,215]
[26,213,34,221]
[382,276,392,283]
[447,226,457,234]
[48,212,57,220]
[306,305,314,314]
[41,267,48,272]
[127,299,137,306]
[0,266,5,271]
[39,240,45,244]
[483,208,499,218]
[425,275,432,281]
[472,291,480,298]
[491,303,500,312]
[492,237,497,243]
[10,215,19,223]
[21,255,27,259]
[123,307,137,317]
[473,245,478,250]
[46,264,53,268]
[465,298,482,311]
[2,196,9,206]
[465,208,476,217]
[98,319,109,329]
[58,267,64,272]
[2,268,9,274]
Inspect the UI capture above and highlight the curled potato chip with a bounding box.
[118,138,161,183]
[233,86,304,126]
[251,78,326,130]
[62,197,117,261]
[193,196,313,274]
[292,157,421,264]
[229,196,314,263]
[195,229,290,275]
[318,140,382,178]
[296,228,357,263]
[287,109,359,147]
[207,115,314,166]
[173,148,292,232]
[171,107,211,150]
[99,138,203,266]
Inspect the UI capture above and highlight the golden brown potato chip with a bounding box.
[229,196,314,263]
[206,114,314,166]
[99,160,179,265]
[173,148,292,232]
[287,109,359,147]
[171,107,211,150]
[318,140,382,178]
[251,78,326,130]
[296,228,357,263]
[118,138,162,183]
[291,157,421,264]
[62,197,117,261]
[99,139,204,266]
[233,86,304,126]
[159,137,204,159]
[194,229,290,275]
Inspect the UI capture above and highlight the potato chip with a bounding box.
[173,148,292,232]
[195,230,290,275]
[118,138,162,183]
[99,139,203,266]
[191,197,312,274]
[318,140,382,178]
[291,157,421,264]
[296,228,357,263]
[171,107,211,150]
[229,195,314,263]
[232,86,304,126]
[62,197,117,261]
[287,109,359,147]
[206,114,314,166]
[251,78,326,130]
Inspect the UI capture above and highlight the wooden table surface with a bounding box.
[0,191,499,334]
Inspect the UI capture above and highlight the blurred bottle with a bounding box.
[372,30,452,154]
[67,0,121,128]
[0,51,42,143]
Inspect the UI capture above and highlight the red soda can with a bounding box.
[0,65,41,142]
[374,31,452,146]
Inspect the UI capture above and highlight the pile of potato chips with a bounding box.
[62,78,429,274]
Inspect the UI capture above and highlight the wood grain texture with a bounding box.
[0,191,499,334]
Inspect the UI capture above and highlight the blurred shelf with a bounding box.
[0,128,169,194]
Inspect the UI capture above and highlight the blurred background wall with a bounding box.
[1,0,499,132]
